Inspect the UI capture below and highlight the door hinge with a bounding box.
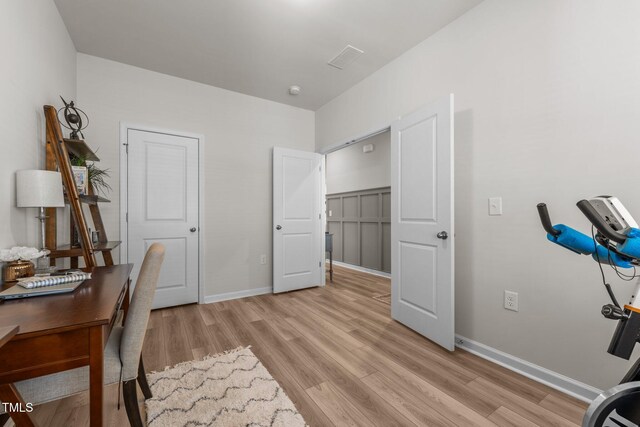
[319,261,322,267]
[126,212,128,222]
[319,213,321,219]
[123,143,129,154]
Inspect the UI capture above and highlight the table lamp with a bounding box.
[16,170,65,250]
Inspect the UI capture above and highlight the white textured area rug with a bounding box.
[145,347,307,427]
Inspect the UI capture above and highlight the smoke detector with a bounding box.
[328,45,364,70]
[289,85,301,95]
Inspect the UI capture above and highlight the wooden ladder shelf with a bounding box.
[43,105,119,268]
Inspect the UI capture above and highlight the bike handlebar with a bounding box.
[537,203,561,237]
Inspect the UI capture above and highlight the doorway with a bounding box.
[325,131,392,276]
[120,124,204,309]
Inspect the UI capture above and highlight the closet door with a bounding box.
[273,147,324,293]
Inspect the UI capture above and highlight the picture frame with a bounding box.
[71,165,88,195]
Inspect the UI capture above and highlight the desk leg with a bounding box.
[89,326,104,427]
[0,384,36,427]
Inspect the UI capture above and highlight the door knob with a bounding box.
[436,231,448,240]
[190,227,197,232]
[276,225,282,230]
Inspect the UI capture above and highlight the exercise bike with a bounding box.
[537,197,640,427]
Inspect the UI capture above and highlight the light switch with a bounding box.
[329,210,332,217]
[489,197,502,216]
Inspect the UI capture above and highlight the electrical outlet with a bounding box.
[504,290,519,312]
[260,254,267,265]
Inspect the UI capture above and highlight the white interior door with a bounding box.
[391,94,455,351]
[126,128,199,309]
[273,147,324,293]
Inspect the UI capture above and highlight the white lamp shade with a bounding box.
[16,170,65,208]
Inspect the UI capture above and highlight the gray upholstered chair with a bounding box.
[0,243,165,427]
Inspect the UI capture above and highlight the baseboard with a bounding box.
[330,260,391,278]
[455,335,601,403]
[203,286,272,304]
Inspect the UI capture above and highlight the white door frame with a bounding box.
[317,124,391,277]
[316,123,392,156]
[316,124,391,276]
[320,155,327,288]
[119,122,206,304]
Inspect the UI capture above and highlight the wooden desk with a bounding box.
[0,326,18,348]
[0,264,133,427]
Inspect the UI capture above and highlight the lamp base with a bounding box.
[35,256,56,274]
[36,206,48,251]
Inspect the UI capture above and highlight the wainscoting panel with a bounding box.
[382,222,391,272]
[327,197,342,218]
[343,221,359,265]
[361,222,379,270]
[360,193,379,217]
[326,187,391,273]
[327,221,342,261]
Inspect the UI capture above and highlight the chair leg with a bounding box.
[137,356,153,400]
[0,413,9,426]
[123,380,144,427]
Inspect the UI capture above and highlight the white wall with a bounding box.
[316,0,640,390]
[77,54,315,297]
[325,131,390,195]
[0,0,76,251]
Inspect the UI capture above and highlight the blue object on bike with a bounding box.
[592,245,633,269]
[547,224,596,255]
[618,228,640,260]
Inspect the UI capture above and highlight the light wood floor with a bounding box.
[15,265,588,426]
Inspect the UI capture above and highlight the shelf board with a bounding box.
[65,194,111,205]
[63,138,100,161]
[49,241,120,259]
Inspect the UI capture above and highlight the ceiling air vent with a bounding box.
[328,45,364,70]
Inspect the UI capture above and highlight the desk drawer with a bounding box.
[0,329,89,382]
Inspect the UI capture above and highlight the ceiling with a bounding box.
[54,0,482,110]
